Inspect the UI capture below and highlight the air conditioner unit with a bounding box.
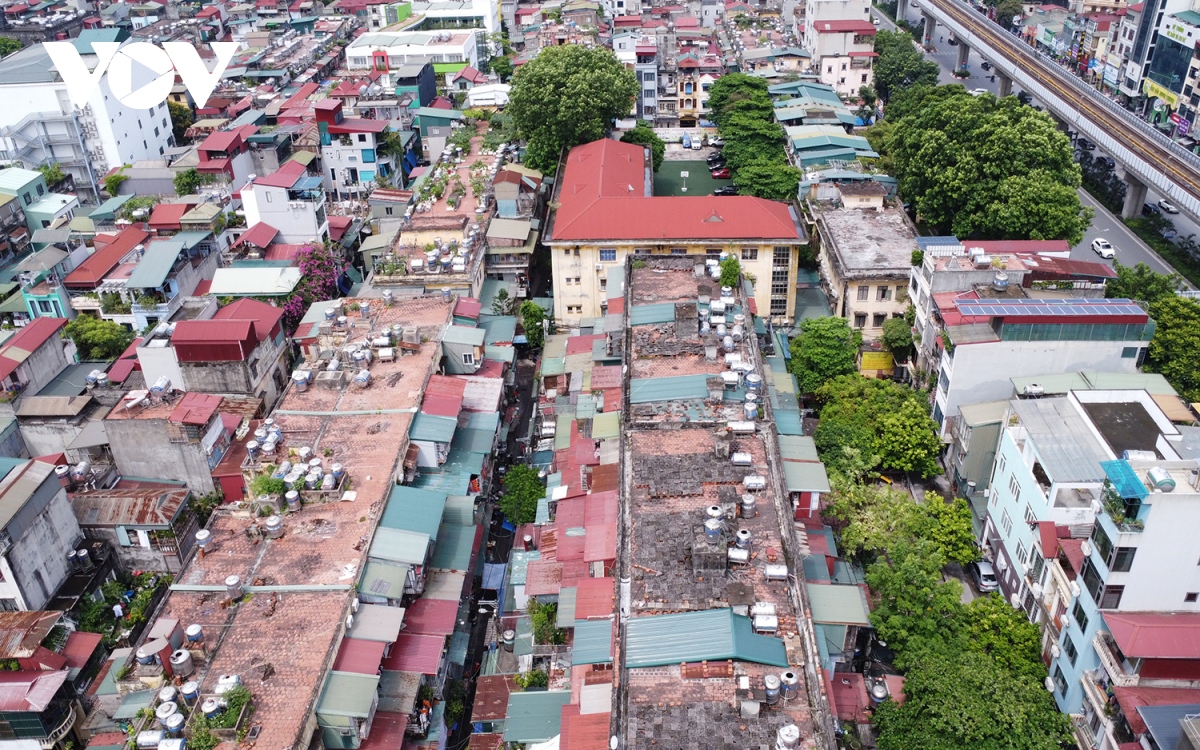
[595,263,603,271]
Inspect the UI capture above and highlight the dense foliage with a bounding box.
[280,244,343,334]
[719,255,741,288]
[1106,261,1185,303]
[707,74,799,199]
[168,101,194,144]
[620,121,665,172]
[520,300,547,348]
[873,30,939,102]
[787,316,861,394]
[881,317,914,360]
[0,38,22,58]
[1147,295,1200,402]
[507,45,638,172]
[64,316,135,361]
[499,464,544,524]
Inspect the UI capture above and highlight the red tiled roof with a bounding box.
[381,633,445,674]
[149,202,189,230]
[402,597,458,636]
[454,297,482,319]
[233,221,279,249]
[1037,521,1057,558]
[214,298,284,342]
[1104,612,1200,659]
[332,637,387,674]
[551,140,799,242]
[812,19,876,32]
[453,65,488,83]
[1113,686,1200,734]
[200,128,244,152]
[65,227,150,289]
[574,576,615,619]
[254,160,308,189]
[282,82,319,110]
[168,392,222,426]
[0,318,67,382]
[1058,538,1084,578]
[429,96,454,110]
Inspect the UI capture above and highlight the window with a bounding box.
[1121,346,1138,358]
[385,206,393,216]
[1052,665,1067,695]
[1101,585,1124,609]
[862,73,868,83]
[1063,634,1078,666]
[1104,547,1132,571]
[857,285,869,301]
[600,248,616,261]
[600,277,607,291]
[998,456,1006,476]
[574,277,582,285]
[896,284,907,301]
[774,246,790,266]
[1015,541,1027,566]
[706,248,722,257]
[877,286,892,301]
[872,313,886,328]
[742,248,758,260]
[1091,524,1114,567]
[574,248,580,256]
[21,192,30,206]
[1029,552,1045,584]
[1024,503,1036,524]
[854,313,866,328]
[1189,592,1199,603]
[1000,510,1013,536]
[463,351,475,365]
[1072,600,1089,631]
[840,62,847,70]
[1009,475,1021,504]
[358,134,368,142]
[1081,558,1103,603]
[35,184,43,196]
[670,248,686,255]
[37,300,52,314]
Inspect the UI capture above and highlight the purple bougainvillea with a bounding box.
[281,244,342,334]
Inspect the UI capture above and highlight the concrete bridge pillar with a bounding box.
[922,11,936,46]
[1121,171,1148,220]
[996,72,1012,97]
[956,40,971,72]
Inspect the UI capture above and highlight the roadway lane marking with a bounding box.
[1076,188,1187,282]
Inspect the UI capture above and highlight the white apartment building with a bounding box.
[800,0,876,96]
[347,30,481,71]
[0,44,174,203]
[241,160,330,245]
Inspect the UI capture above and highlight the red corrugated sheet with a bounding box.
[402,597,457,637]
[172,320,257,362]
[214,298,284,342]
[583,491,618,564]
[66,227,150,288]
[149,202,189,231]
[421,375,466,417]
[168,392,222,426]
[60,631,102,671]
[233,221,279,249]
[453,297,482,319]
[1114,686,1200,734]
[472,676,515,721]
[332,637,387,674]
[566,334,603,355]
[573,576,615,620]
[381,633,445,674]
[18,646,67,672]
[0,670,68,711]
[829,672,871,723]
[0,318,67,382]
[329,214,353,242]
[524,559,563,596]
[561,708,610,750]
[358,711,409,750]
[254,160,308,188]
[1106,612,1200,659]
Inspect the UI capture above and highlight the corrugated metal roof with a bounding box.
[1010,373,1090,395]
[125,240,184,289]
[783,460,830,493]
[382,633,445,674]
[0,611,60,658]
[443,325,486,345]
[360,561,409,599]
[442,495,475,526]
[591,412,619,440]
[111,687,154,719]
[957,399,1009,427]
[1082,371,1178,395]
[629,302,676,326]
[448,630,469,665]
[381,485,447,540]
[509,550,541,585]
[332,638,387,675]
[572,619,613,665]
[1010,397,1110,483]
[808,583,871,625]
[556,586,577,627]
[778,435,819,461]
[369,527,429,565]
[542,357,566,377]
[775,409,804,436]
[317,672,380,718]
[348,604,406,643]
[629,374,710,404]
[410,413,457,443]
[429,523,477,571]
[402,597,458,637]
[624,609,790,668]
[502,691,573,743]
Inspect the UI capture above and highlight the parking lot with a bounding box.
[654,159,732,197]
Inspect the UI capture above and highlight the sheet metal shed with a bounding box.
[347,604,405,643]
[125,240,184,289]
[571,619,613,665]
[783,460,830,493]
[317,671,380,718]
[624,609,790,668]
[360,561,409,600]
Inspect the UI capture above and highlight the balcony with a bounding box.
[1081,670,1115,718]
[1071,714,1097,750]
[40,701,76,749]
[132,293,183,319]
[1094,630,1139,688]
[70,294,102,312]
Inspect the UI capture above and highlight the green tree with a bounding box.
[958,594,1045,680]
[787,317,862,394]
[490,56,514,82]
[877,399,943,477]
[64,316,136,361]
[866,540,963,654]
[499,464,544,524]
[37,163,65,187]
[971,170,1093,246]
[812,375,941,477]
[168,101,194,144]
[881,317,914,360]
[873,30,940,102]
[174,168,207,196]
[1107,261,1184,304]
[491,288,516,315]
[731,159,803,200]
[705,73,771,126]
[619,121,665,172]
[1146,295,1200,402]
[520,300,547,348]
[995,0,1025,27]
[719,114,787,172]
[719,255,741,287]
[103,169,128,197]
[920,498,979,565]
[507,45,638,172]
[0,37,21,58]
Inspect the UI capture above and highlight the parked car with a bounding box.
[709,137,724,147]
[711,168,731,179]
[948,35,959,45]
[707,152,725,165]
[1143,203,1161,217]
[707,160,727,170]
[1091,238,1115,259]
[980,60,992,70]
[1158,198,1181,214]
[969,88,989,96]
[1097,156,1116,169]
[1076,137,1096,151]
[968,561,999,593]
[713,185,739,195]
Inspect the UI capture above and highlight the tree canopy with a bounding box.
[825,479,976,564]
[507,45,637,173]
[886,86,1091,243]
[65,316,136,361]
[732,160,804,200]
[1146,295,1200,402]
[520,300,547,348]
[705,73,772,126]
[0,37,21,58]
[499,464,544,524]
[873,30,940,102]
[787,317,861,394]
[1107,261,1185,304]
[168,101,194,144]
[620,121,665,172]
[280,244,343,334]
[881,317,914,360]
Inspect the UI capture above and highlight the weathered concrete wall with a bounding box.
[18,419,86,457]
[16,337,71,398]
[7,486,81,609]
[105,419,216,494]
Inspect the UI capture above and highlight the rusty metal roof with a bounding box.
[0,611,62,658]
[70,486,190,528]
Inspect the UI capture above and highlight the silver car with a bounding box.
[970,560,999,593]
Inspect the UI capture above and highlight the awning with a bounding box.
[125,241,184,289]
[66,420,108,450]
[808,583,871,626]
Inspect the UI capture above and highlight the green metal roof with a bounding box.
[466,411,499,432]
[624,609,790,668]
[443,324,485,346]
[509,550,540,585]
[778,435,819,461]
[807,583,871,626]
[173,230,212,250]
[486,344,515,363]
[783,460,830,493]
[112,689,155,719]
[448,630,469,666]
[478,315,517,344]
[1009,373,1090,395]
[410,413,457,443]
[592,412,619,440]
[369,527,429,565]
[360,560,409,600]
[317,672,380,718]
[775,409,804,436]
[442,495,475,526]
[451,427,495,455]
[381,485,447,540]
[429,522,476,571]
[557,587,577,627]
[572,619,613,665]
[502,691,572,743]
[554,413,574,450]
[629,302,676,326]
[629,374,710,404]
[1082,371,1178,395]
[541,357,566,377]
[125,240,183,289]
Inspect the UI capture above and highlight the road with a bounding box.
[874,8,1186,277]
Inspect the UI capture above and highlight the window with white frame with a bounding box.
[1015,541,1027,566]
[1001,510,1013,536]
[1009,474,1021,504]
[463,351,475,365]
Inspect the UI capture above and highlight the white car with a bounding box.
[1092,238,1115,259]
[969,88,989,96]
[1158,198,1181,214]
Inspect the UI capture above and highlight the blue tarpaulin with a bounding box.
[482,563,506,590]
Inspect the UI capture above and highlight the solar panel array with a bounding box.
[955,298,1143,317]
